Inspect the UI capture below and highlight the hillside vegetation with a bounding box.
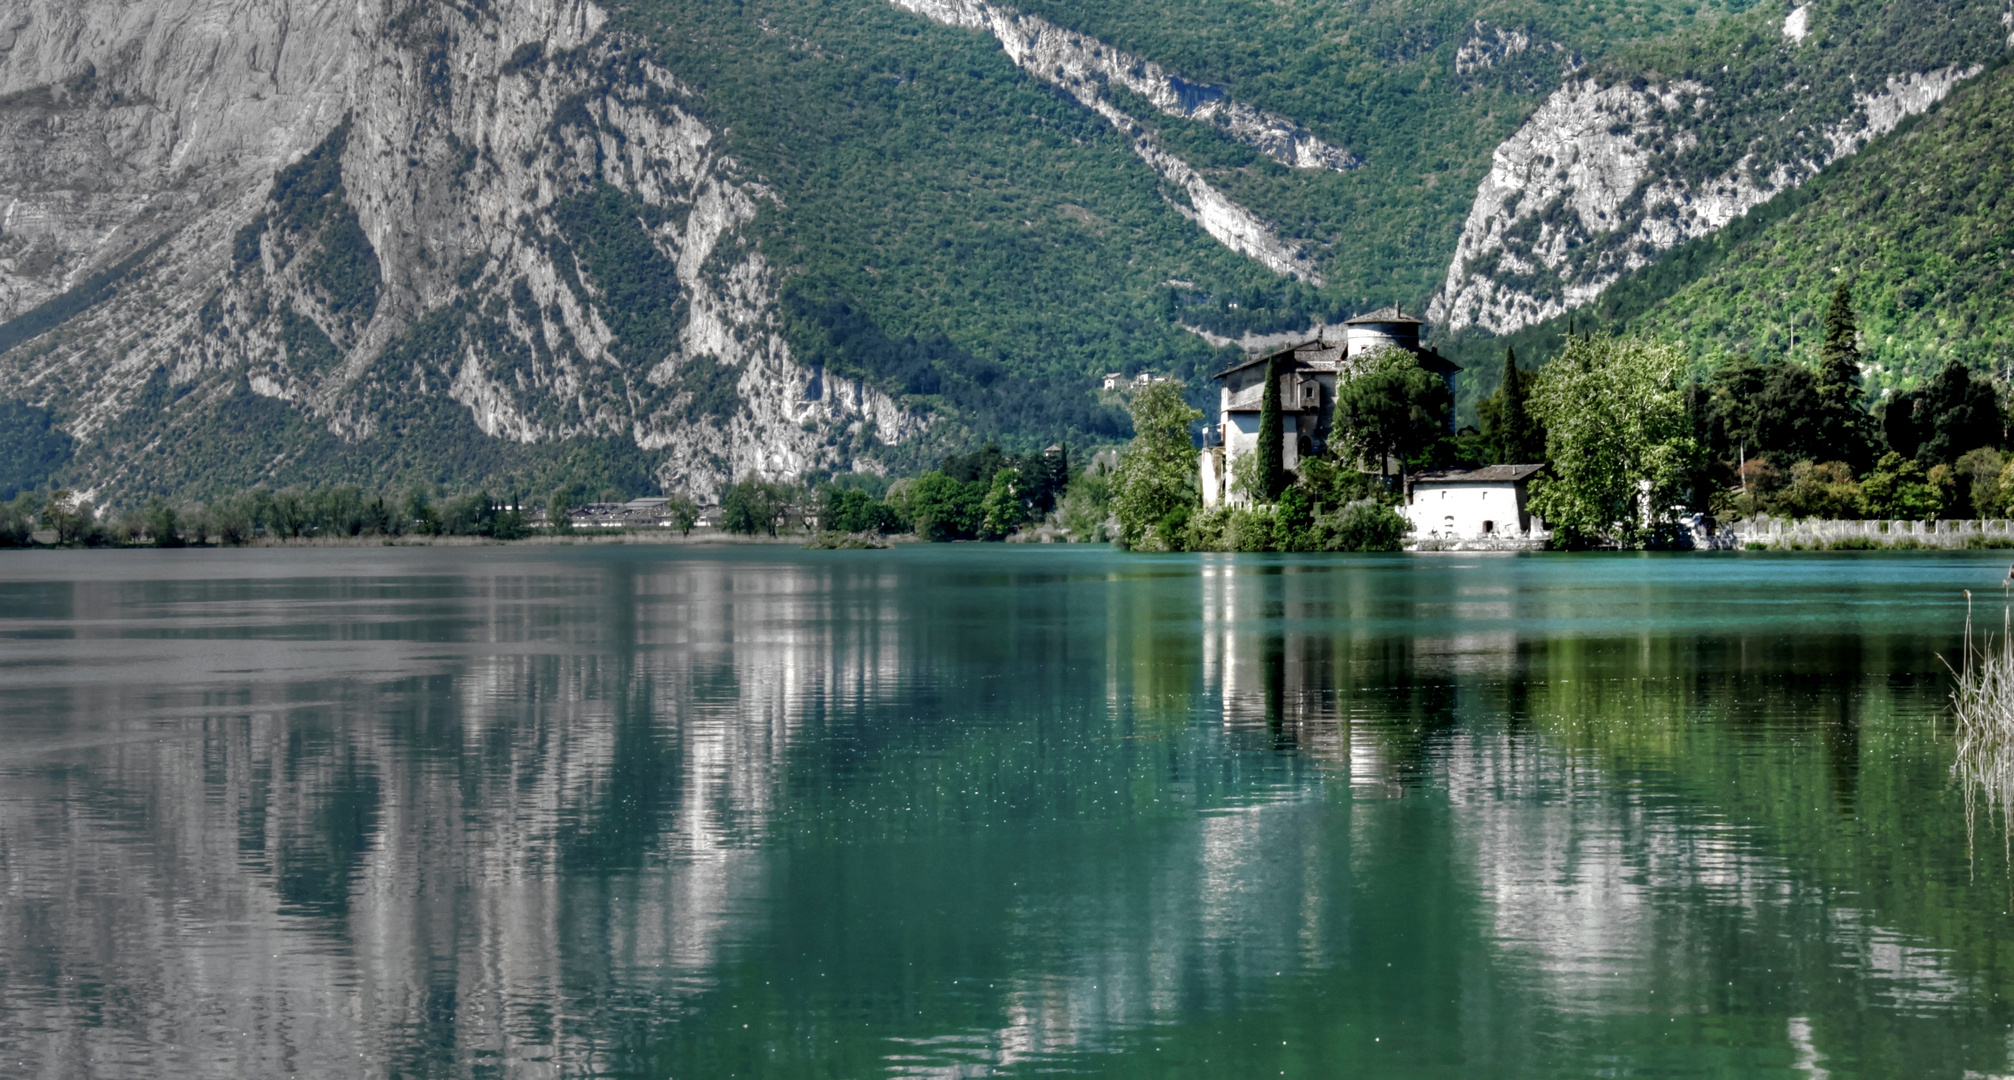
[1446,54,2014,415]
[621,0,1769,411]
[1624,56,2014,390]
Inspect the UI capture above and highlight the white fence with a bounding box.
[1717,516,2014,550]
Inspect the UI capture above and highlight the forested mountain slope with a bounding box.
[1621,55,2014,390]
[1431,0,2012,336]
[1450,52,2014,406]
[0,0,2006,504]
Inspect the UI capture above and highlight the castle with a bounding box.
[1199,307,1460,508]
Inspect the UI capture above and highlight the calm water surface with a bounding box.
[1,545,2011,1078]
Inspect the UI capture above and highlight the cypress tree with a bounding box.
[1257,354,1287,501]
[1498,347,1529,463]
[1481,347,1544,464]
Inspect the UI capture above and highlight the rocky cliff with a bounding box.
[1431,0,2010,336]
[0,0,925,503]
[887,0,1337,283]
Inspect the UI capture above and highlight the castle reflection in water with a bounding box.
[0,550,1980,1078]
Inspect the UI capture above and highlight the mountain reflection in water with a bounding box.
[0,547,2005,1078]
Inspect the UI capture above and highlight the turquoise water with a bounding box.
[0,546,2010,1077]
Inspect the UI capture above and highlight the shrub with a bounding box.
[1315,500,1410,552]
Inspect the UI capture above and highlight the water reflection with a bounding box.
[0,548,2007,1078]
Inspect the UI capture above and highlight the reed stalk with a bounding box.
[1948,589,2014,870]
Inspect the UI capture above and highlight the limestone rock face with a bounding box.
[1430,64,1983,336]
[0,0,925,502]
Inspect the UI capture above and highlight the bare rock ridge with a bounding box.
[887,0,1333,283]
[0,0,924,501]
[1432,61,1987,336]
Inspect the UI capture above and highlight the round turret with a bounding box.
[1343,305,1424,355]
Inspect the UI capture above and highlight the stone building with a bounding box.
[1401,464,1545,541]
[1200,307,1460,508]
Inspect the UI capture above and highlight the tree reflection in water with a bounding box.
[0,547,2006,1078]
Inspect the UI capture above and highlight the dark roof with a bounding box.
[1410,464,1544,485]
[1343,305,1424,326]
[1414,348,1461,376]
[1210,341,1318,380]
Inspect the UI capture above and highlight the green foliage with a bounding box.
[903,472,984,542]
[664,494,700,536]
[721,478,796,536]
[1770,460,1862,520]
[40,490,105,545]
[820,487,904,534]
[1111,382,1202,550]
[0,492,37,546]
[1620,57,2014,391]
[1527,334,1699,547]
[1475,347,1545,465]
[1956,448,2005,517]
[552,182,686,369]
[0,401,74,499]
[141,497,183,547]
[1321,500,1412,552]
[1859,452,1951,520]
[1055,464,1115,543]
[1185,497,1408,552]
[979,469,1029,540]
[1913,357,2004,467]
[1332,348,1453,478]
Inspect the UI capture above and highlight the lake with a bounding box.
[1,545,2010,1078]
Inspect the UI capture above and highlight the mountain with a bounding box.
[1619,53,2014,391]
[0,0,2008,503]
[1430,0,2011,337]
[1445,49,2014,409]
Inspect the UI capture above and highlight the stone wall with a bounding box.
[1717,516,2014,549]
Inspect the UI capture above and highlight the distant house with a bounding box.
[1102,372,1123,391]
[1401,464,1545,540]
[1200,306,1461,508]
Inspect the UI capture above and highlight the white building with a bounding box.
[1401,464,1545,540]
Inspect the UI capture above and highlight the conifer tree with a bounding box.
[1478,347,1545,464]
[1815,281,1874,467]
[1256,354,1287,501]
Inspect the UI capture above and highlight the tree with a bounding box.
[1751,360,1826,464]
[663,494,699,536]
[1701,353,1769,460]
[1881,392,1925,461]
[1332,347,1452,485]
[721,478,793,536]
[1526,334,1699,547]
[1814,281,1874,467]
[142,497,183,547]
[980,467,1028,539]
[1111,381,1202,550]
[1859,451,1948,519]
[547,487,573,531]
[1255,355,1288,502]
[1477,347,1544,464]
[1915,357,2002,466]
[905,472,983,541]
[1772,461,1861,519]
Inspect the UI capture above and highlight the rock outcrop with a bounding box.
[1432,62,1986,336]
[0,0,925,503]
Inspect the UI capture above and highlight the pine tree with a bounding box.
[1815,281,1873,466]
[1256,354,1287,501]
